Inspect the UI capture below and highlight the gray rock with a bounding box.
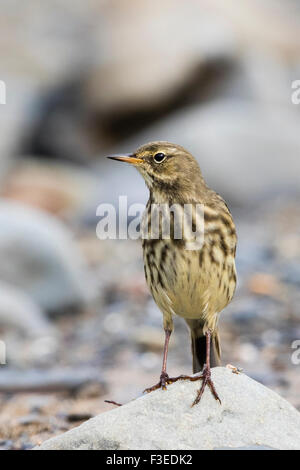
[0,200,93,313]
[0,281,58,365]
[87,0,236,114]
[35,367,300,450]
[0,280,55,337]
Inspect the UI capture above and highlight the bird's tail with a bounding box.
[191,328,221,373]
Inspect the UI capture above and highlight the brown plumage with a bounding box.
[108,141,237,405]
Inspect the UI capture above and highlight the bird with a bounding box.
[108,141,237,405]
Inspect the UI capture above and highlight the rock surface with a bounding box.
[35,367,300,450]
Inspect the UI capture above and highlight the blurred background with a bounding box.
[0,0,300,449]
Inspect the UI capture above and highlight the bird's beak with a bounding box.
[107,154,143,165]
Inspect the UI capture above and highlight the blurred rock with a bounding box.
[0,81,29,184]
[2,159,98,220]
[66,413,93,423]
[21,80,96,163]
[86,0,236,115]
[1,0,300,165]
[0,200,93,313]
[0,440,14,450]
[0,1,102,163]
[131,326,176,353]
[0,1,99,86]
[281,263,300,287]
[0,368,106,394]
[17,414,48,427]
[35,368,300,450]
[247,273,283,298]
[213,0,300,59]
[86,0,300,117]
[17,0,238,158]
[0,280,55,337]
[275,234,300,260]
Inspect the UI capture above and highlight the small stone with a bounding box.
[17,414,47,426]
[66,413,93,423]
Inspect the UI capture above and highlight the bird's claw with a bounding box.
[192,366,221,406]
[144,371,169,393]
[144,367,221,406]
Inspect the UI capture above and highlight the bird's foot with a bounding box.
[144,372,199,393]
[144,367,221,406]
[144,371,175,393]
[191,365,221,406]
[161,367,221,406]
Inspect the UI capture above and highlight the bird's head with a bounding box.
[108,141,206,200]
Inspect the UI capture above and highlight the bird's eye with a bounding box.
[154,152,166,163]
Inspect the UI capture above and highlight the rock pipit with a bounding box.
[108,142,237,405]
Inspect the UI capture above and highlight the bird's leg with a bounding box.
[156,330,221,405]
[144,329,221,405]
[192,329,221,406]
[144,329,172,393]
[160,328,171,388]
